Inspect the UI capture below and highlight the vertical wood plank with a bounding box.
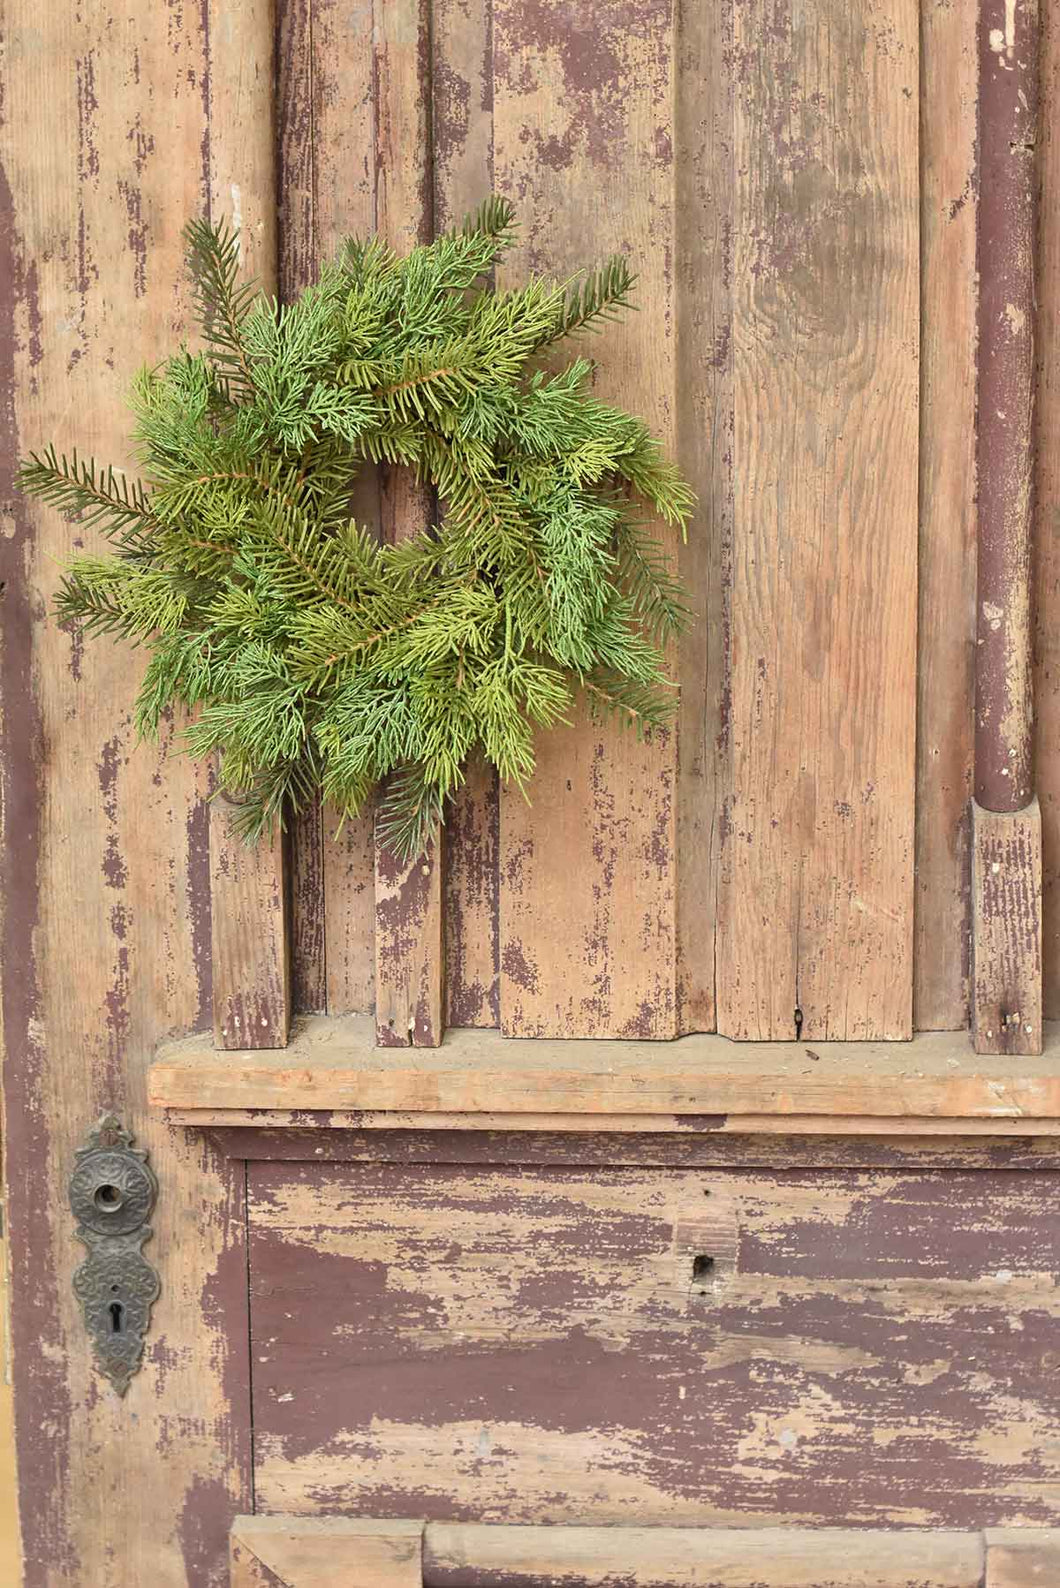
[434,0,500,1029]
[0,2,254,1579]
[674,0,733,1032]
[915,0,978,1031]
[207,2,291,1049]
[493,0,679,1039]
[308,0,381,1017]
[372,0,445,1047]
[971,799,1043,1055]
[715,0,920,1040]
[1035,0,1060,1018]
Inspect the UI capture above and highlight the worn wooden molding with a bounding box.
[206,0,291,1051]
[230,1516,423,1588]
[972,800,1043,1056]
[148,1014,1060,1131]
[229,1519,1060,1587]
[972,1,1043,1056]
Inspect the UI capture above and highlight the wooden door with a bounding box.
[2,0,1060,1584]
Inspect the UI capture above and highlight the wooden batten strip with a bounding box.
[972,0,1043,1054]
[206,0,291,1050]
[372,0,446,1048]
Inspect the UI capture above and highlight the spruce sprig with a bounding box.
[20,201,695,857]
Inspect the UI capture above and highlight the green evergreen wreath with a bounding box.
[20,198,695,858]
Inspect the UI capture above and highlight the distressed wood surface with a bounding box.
[1036,0,1060,1020]
[434,0,501,1032]
[674,0,732,1034]
[972,801,1043,1055]
[204,1128,1060,1172]
[372,0,446,1048]
[0,1,257,1581]
[715,0,919,1040]
[985,1528,1060,1586]
[232,1516,424,1588]
[422,1523,984,1588]
[248,1162,1060,1527]
[149,1014,1060,1121]
[207,6,291,1052]
[915,0,978,1031]
[492,0,680,1039]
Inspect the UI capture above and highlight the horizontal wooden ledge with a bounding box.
[148,1015,1060,1133]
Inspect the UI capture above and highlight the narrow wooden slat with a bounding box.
[207,1,290,1049]
[493,0,679,1038]
[1038,0,1060,1019]
[277,0,327,1017]
[673,0,732,1034]
[309,0,384,1017]
[422,1523,984,1588]
[433,0,499,1028]
[371,0,444,1047]
[232,1516,423,1588]
[915,0,978,1030]
[716,0,919,1039]
[971,799,1043,1055]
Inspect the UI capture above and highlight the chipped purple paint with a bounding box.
[0,150,77,1581]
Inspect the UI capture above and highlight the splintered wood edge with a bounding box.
[147,1015,1060,1131]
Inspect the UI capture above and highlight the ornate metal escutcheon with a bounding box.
[69,1114,160,1395]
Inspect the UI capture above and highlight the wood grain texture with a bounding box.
[985,1528,1060,1586]
[150,1014,1060,1122]
[434,0,500,1030]
[206,2,291,1052]
[0,1,256,1579]
[915,0,978,1031]
[248,1162,1060,1527]
[422,1523,985,1588]
[972,800,1043,1055]
[716,0,919,1040]
[493,0,680,1039]
[673,0,732,1035]
[372,0,446,1048]
[1036,0,1060,1019]
[232,1516,424,1588]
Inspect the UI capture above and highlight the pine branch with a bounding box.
[536,255,637,348]
[183,216,259,390]
[19,446,154,550]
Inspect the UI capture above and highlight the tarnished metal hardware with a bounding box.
[69,1114,160,1395]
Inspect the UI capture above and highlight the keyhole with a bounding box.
[109,1300,125,1335]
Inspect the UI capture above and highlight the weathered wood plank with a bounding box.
[971,800,1043,1055]
[492,0,680,1038]
[422,1523,984,1587]
[716,0,919,1039]
[149,1014,1060,1122]
[0,0,257,1578]
[232,1516,424,1588]
[371,0,446,1048]
[208,3,291,1050]
[1035,0,1060,1019]
[915,0,978,1031]
[248,1163,1060,1528]
[434,0,500,1030]
[673,0,732,1034]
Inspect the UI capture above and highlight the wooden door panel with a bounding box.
[247,1162,1060,1527]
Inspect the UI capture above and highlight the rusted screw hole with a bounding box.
[94,1183,123,1212]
